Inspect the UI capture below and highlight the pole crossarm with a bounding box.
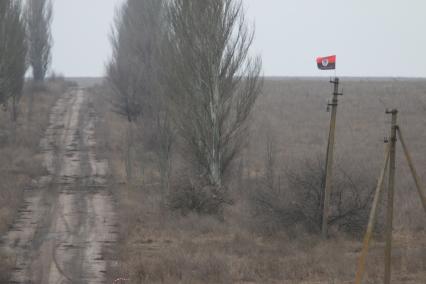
[397,126,426,213]
[355,144,390,284]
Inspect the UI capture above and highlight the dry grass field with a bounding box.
[0,79,72,279]
[93,78,425,283]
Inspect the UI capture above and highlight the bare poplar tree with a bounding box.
[107,0,173,184]
[0,0,27,121]
[166,0,262,188]
[108,0,167,121]
[26,0,52,82]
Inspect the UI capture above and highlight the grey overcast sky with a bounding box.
[51,0,426,78]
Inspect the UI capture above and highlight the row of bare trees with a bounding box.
[107,0,262,213]
[0,0,52,122]
[107,0,378,235]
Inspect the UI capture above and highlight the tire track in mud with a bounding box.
[1,89,117,283]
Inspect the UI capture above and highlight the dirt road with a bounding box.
[2,89,117,283]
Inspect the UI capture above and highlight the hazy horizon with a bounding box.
[65,75,426,80]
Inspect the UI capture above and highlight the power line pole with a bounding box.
[355,109,426,283]
[355,143,390,284]
[397,126,426,213]
[321,77,343,239]
[384,109,397,284]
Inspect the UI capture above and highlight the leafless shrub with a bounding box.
[251,134,378,235]
[168,177,233,216]
[248,131,306,235]
[249,175,306,235]
[288,156,378,235]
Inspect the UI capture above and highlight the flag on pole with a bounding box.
[316,55,336,70]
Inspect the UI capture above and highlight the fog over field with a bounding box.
[1,1,425,283]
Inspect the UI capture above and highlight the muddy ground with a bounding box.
[1,89,117,283]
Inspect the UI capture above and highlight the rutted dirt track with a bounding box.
[2,89,117,283]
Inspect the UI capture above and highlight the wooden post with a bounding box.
[322,77,342,239]
[355,111,426,283]
[384,109,397,284]
[397,126,426,213]
[355,144,390,284]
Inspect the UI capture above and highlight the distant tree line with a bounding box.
[107,0,262,213]
[0,0,52,121]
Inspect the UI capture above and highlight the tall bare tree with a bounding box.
[108,0,167,121]
[26,0,52,82]
[0,0,27,121]
[166,0,262,188]
[107,0,173,184]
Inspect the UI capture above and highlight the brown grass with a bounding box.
[0,79,69,272]
[92,78,426,283]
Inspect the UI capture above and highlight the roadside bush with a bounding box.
[168,177,232,216]
[290,156,378,235]
[251,154,379,236]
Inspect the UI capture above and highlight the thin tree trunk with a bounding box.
[209,76,221,187]
[10,95,18,143]
[27,90,34,123]
[125,121,133,183]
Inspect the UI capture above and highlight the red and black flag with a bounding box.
[316,55,336,70]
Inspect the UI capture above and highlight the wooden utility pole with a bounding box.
[397,126,426,213]
[355,109,426,284]
[322,77,343,239]
[384,109,397,284]
[355,144,390,284]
